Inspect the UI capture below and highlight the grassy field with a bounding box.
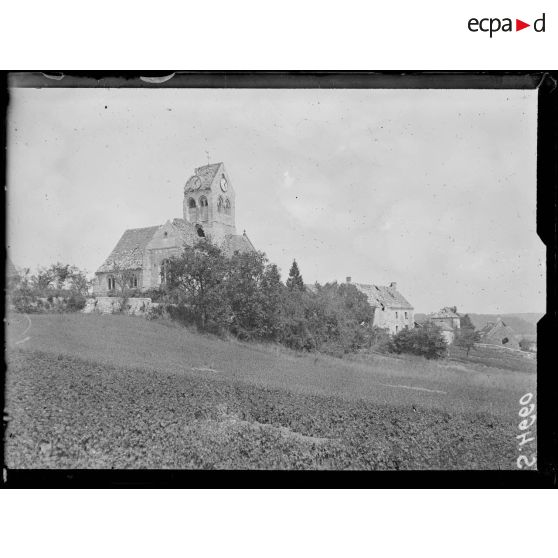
[5,313,536,469]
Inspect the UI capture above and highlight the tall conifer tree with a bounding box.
[286,259,305,292]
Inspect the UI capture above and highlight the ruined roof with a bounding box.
[221,232,256,257]
[184,162,222,192]
[429,307,460,319]
[96,226,159,273]
[353,283,413,310]
[479,318,513,337]
[171,218,197,246]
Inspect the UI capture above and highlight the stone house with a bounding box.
[93,162,255,294]
[427,307,461,344]
[349,279,414,335]
[479,318,520,349]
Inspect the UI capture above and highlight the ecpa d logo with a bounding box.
[468,13,545,37]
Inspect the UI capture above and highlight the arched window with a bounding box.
[187,198,197,222]
[107,276,116,291]
[224,198,231,215]
[199,196,209,221]
[128,275,138,288]
[160,259,170,284]
[196,225,205,238]
[217,196,224,213]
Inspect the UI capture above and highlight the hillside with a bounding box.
[5,313,536,469]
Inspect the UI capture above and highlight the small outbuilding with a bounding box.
[479,318,520,349]
[428,307,461,331]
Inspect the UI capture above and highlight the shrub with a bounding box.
[145,304,166,321]
[389,324,447,360]
[8,263,91,314]
[454,327,481,356]
[142,288,168,303]
[367,327,392,353]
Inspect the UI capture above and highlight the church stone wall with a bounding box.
[93,270,145,296]
[83,297,153,315]
[144,247,181,289]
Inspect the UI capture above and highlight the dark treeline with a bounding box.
[7,242,452,359]
[150,241,379,357]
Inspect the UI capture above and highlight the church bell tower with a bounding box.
[183,162,236,244]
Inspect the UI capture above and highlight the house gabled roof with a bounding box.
[429,307,460,319]
[353,283,414,310]
[479,318,513,337]
[184,162,223,192]
[96,226,159,273]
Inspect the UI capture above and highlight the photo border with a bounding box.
[2,71,556,488]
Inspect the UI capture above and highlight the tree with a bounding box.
[106,262,138,299]
[284,281,376,356]
[460,313,475,330]
[338,283,375,326]
[286,259,305,292]
[259,263,286,341]
[226,250,268,339]
[68,268,91,296]
[49,262,91,295]
[49,262,72,290]
[454,326,480,356]
[389,323,447,360]
[165,241,230,330]
[32,266,55,291]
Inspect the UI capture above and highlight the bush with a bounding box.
[12,289,39,314]
[367,327,392,353]
[389,324,447,360]
[454,327,481,356]
[66,293,87,312]
[142,288,168,303]
[8,263,91,314]
[145,304,165,321]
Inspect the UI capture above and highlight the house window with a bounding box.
[196,225,205,238]
[405,311,408,319]
[217,196,224,213]
[395,311,398,319]
[395,325,399,333]
[129,275,138,288]
[224,198,231,215]
[107,276,116,290]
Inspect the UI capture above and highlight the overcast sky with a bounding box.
[7,87,544,314]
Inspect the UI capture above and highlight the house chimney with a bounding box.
[390,282,397,289]
[346,277,351,283]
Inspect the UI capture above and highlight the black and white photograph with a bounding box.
[4,72,548,475]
